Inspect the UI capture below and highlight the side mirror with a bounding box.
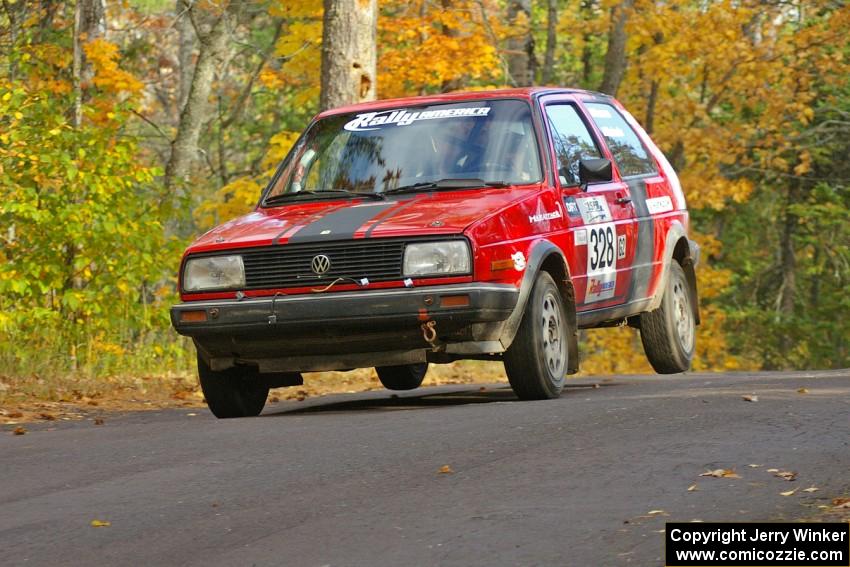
[579,158,613,186]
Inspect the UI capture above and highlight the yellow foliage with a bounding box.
[197,131,300,229]
[580,326,653,376]
[83,39,143,95]
[275,1,323,103]
[262,131,300,170]
[378,0,503,98]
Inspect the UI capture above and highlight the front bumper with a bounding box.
[171,283,518,369]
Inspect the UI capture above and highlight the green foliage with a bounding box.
[0,21,190,395]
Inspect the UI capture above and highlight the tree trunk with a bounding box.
[440,0,462,92]
[164,4,229,191]
[175,0,195,118]
[599,0,632,96]
[777,187,798,317]
[71,0,105,128]
[579,0,594,86]
[776,184,798,358]
[542,0,557,84]
[506,0,534,86]
[320,0,377,111]
[644,79,659,134]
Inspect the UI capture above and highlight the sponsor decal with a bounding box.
[529,210,562,223]
[563,197,581,218]
[344,107,491,132]
[575,229,587,246]
[617,234,627,260]
[576,196,612,224]
[588,106,613,119]
[587,276,616,300]
[585,222,618,302]
[645,195,674,214]
[601,126,625,138]
[511,251,526,271]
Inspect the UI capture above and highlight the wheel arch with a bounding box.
[651,223,701,325]
[499,240,580,375]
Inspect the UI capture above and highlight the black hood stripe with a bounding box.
[363,196,419,237]
[286,201,397,243]
[272,202,349,245]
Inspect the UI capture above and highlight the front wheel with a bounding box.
[503,271,569,400]
[197,354,269,418]
[640,261,695,373]
[375,363,428,391]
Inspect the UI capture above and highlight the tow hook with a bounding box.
[420,320,441,350]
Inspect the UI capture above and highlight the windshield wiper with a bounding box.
[264,189,385,206]
[384,178,508,195]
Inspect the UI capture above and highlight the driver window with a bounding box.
[544,104,602,186]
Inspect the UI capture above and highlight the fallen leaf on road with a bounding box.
[780,489,798,497]
[748,464,762,468]
[802,487,818,493]
[90,520,111,527]
[774,470,797,481]
[688,484,698,492]
[832,498,850,509]
[12,426,27,435]
[438,465,454,474]
[648,510,666,515]
[767,468,779,473]
[742,395,758,402]
[797,387,809,394]
[701,469,741,479]
[186,413,197,417]
[94,418,105,425]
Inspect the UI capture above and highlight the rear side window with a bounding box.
[544,104,602,186]
[585,103,656,178]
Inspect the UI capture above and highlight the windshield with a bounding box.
[264,99,542,202]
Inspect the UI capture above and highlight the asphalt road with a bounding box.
[2,370,849,566]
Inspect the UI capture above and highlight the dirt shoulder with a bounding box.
[1,360,509,426]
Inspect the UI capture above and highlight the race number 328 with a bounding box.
[589,224,615,272]
[585,222,618,303]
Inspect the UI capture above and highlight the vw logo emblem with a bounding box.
[311,254,331,275]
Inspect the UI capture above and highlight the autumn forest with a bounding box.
[1,0,848,401]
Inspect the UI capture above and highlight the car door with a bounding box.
[539,96,637,311]
[581,100,668,306]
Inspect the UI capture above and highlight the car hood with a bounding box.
[187,186,540,253]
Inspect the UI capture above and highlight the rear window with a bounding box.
[585,103,656,178]
[266,99,542,199]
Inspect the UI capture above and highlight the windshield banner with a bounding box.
[343,107,491,132]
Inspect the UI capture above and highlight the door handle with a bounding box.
[616,196,632,205]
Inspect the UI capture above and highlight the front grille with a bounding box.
[240,239,406,290]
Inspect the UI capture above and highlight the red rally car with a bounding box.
[171,87,700,418]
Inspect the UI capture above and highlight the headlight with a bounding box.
[183,255,245,291]
[403,240,471,277]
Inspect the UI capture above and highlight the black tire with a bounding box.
[504,271,568,400]
[197,354,269,418]
[375,363,428,391]
[640,261,695,373]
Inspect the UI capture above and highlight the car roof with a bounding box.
[316,87,611,119]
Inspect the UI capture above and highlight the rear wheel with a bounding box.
[197,354,269,418]
[504,271,568,400]
[640,261,695,373]
[376,363,428,391]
